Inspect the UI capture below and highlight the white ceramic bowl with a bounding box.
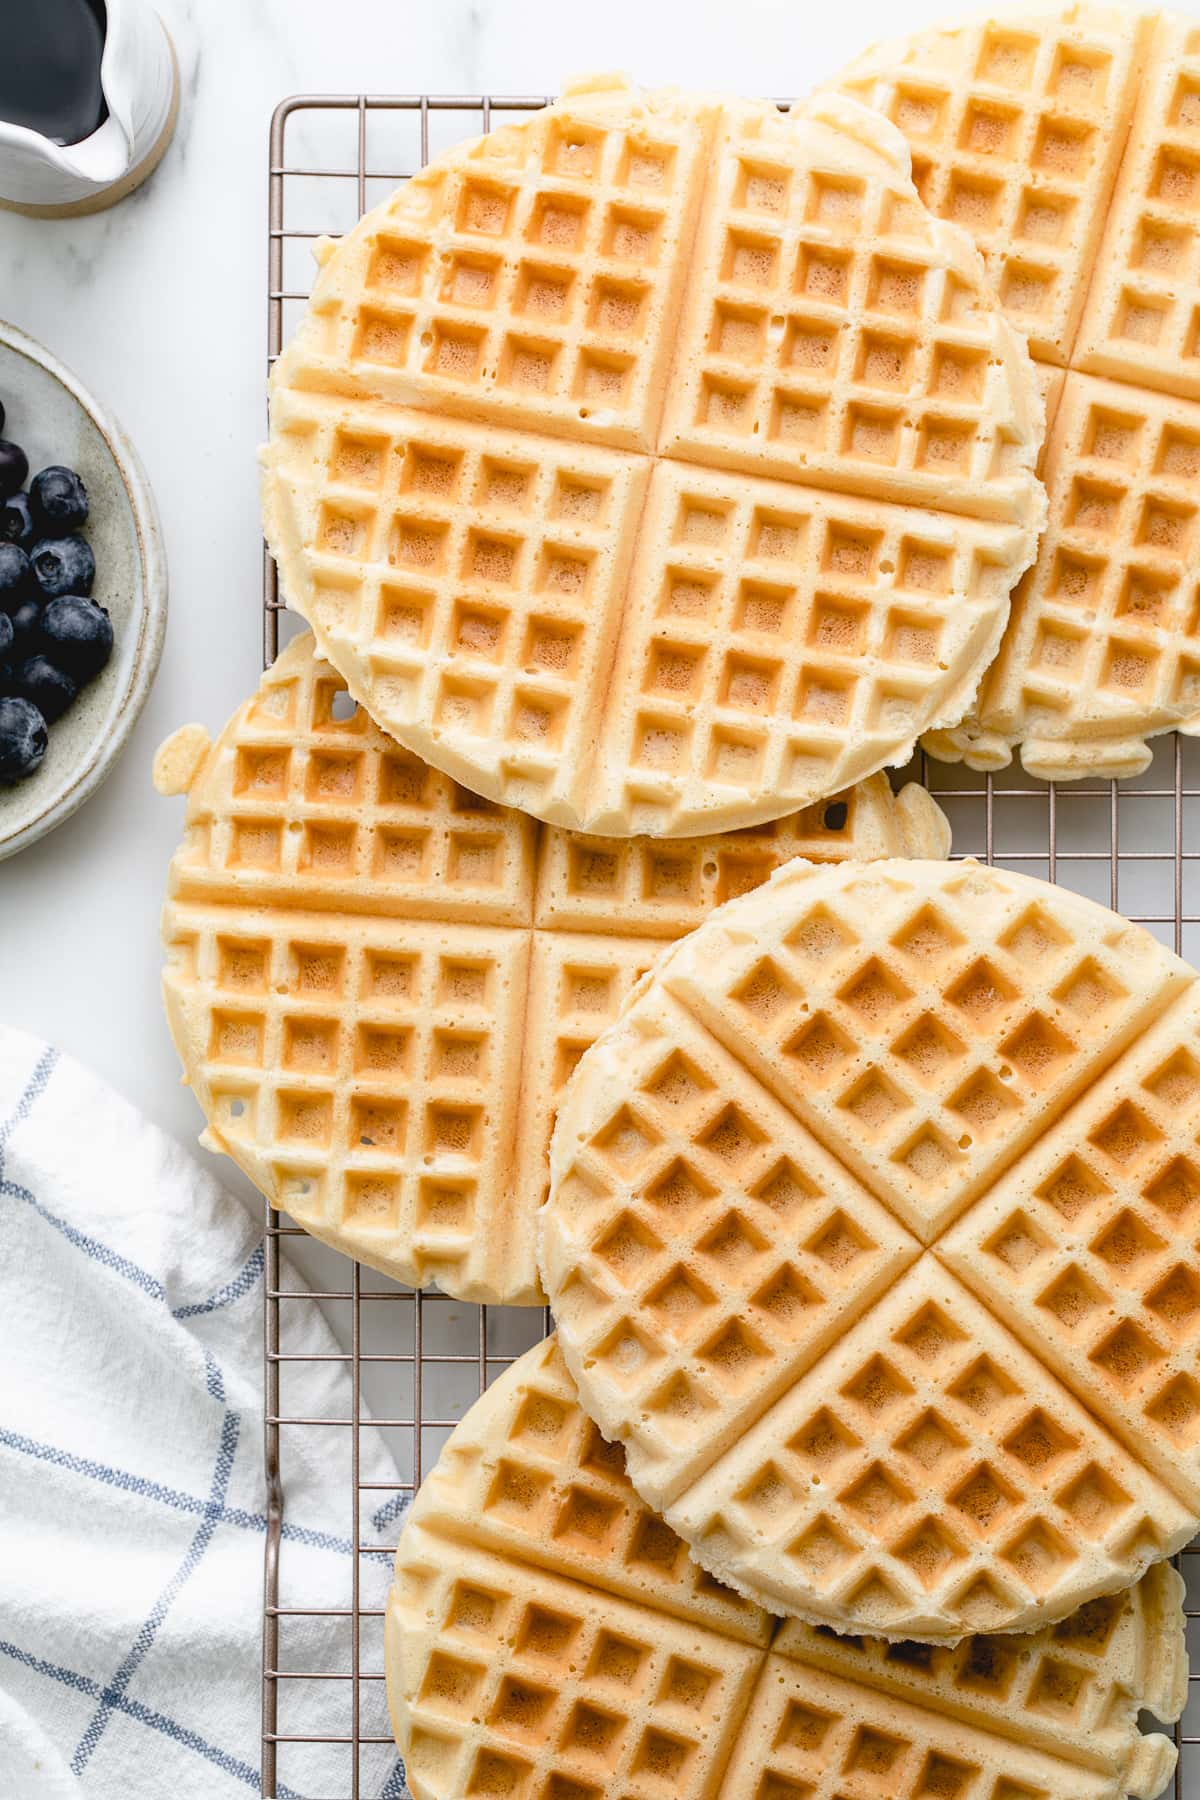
[0,318,167,859]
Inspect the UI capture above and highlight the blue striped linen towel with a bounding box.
[0,1025,410,1799]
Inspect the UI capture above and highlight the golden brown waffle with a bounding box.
[833,5,1200,777]
[387,1337,1185,1799]
[154,633,948,1306]
[931,371,1200,776]
[541,859,1200,1637]
[262,78,1044,836]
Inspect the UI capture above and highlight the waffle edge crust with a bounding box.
[386,1337,1185,1800]
[542,857,1200,1638]
[831,5,1200,778]
[155,633,948,1305]
[262,77,1044,836]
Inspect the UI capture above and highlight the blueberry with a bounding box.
[0,491,33,549]
[0,695,47,783]
[30,533,94,599]
[40,594,112,683]
[14,653,77,723]
[0,543,31,610]
[0,612,12,662]
[30,465,88,534]
[0,440,29,499]
[9,593,43,659]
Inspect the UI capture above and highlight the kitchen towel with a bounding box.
[0,1025,410,1799]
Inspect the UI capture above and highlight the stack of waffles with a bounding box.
[388,1337,1185,1800]
[526,853,1200,1796]
[540,860,1200,1641]
[151,40,1200,1800]
[832,4,1200,776]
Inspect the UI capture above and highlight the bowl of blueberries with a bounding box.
[0,317,166,859]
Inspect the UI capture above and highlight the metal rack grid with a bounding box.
[261,93,1200,1800]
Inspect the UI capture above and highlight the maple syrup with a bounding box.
[0,0,108,147]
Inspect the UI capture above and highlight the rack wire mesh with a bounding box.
[261,92,1200,1800]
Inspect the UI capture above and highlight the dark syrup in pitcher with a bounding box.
[0,0,108,146]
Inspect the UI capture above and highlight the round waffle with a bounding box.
[262,77,1044,836]
[541,858,1200,1638]
[387,1336,1184,1800]
[832,5,1200,779]
[153,633,947,1305]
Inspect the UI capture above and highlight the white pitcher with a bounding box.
[0,0,179,218]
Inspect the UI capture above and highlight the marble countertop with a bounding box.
[0,0,955,1252]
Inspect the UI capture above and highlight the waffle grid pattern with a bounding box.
[836,8,1152,364]
[270,396,1020,832]
[268,403,646,826]
[290,94,713,449]
[163,632,941,1311]
[658,106,1036,505]
[546,994,921,1504]
[1074,14,1200,398]
[940,981,1200,1508]
[260,94,1200,1800]
[387,1338,1182,1800]
[834,6,1200,778]
[543,862,1200,1638]
[670,860,1180,1240]
[969,373,1200,767]
[264,81,1042,836]
[593,461,1013,833]
[670,1263,1189,1638]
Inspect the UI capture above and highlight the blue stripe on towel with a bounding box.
[0,1053,169,1302]
[0,1172,168,1302]
[1,1052,265,1322]
[0,1423,360,1555]
[0,1636,305,1798]
[172,1241,266,1319]
[370,1492,413,1532]
[71,1411,242,1774]
[0,1045,58,1143]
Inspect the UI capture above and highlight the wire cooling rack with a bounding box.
[261,93,1200,1800]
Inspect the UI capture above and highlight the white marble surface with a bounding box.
[0,0,952,1220]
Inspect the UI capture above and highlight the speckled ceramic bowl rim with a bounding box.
[0,317,167,860]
